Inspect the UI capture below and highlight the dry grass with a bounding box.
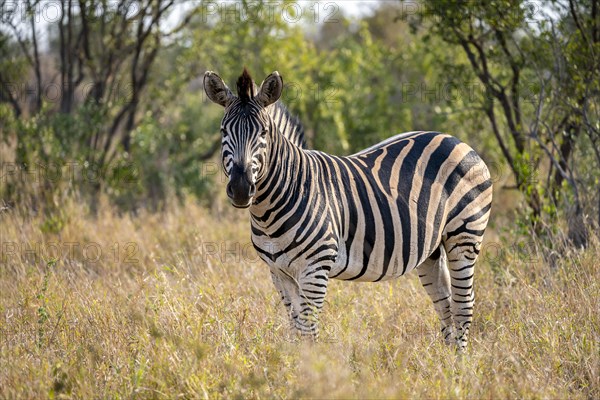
[0,197,598,399]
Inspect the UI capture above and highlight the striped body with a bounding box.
[251,131,491,283]
[204,69,492,350]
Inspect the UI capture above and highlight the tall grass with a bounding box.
[0,198,598,398]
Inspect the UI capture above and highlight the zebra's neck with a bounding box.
[249,129,309,225]
[268,101,305,148]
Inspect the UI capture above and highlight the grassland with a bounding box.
[0,197,598,399]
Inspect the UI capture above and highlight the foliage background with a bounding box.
[0,1,598,398]
[1,1,598,231]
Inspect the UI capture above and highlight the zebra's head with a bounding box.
[204,68,283,208]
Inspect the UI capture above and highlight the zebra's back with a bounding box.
[305,131,492,281]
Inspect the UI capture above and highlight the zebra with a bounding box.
[267,97,305,149]
[247,76,306,149]
[203,68,492,351]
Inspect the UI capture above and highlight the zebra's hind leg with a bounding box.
[417,245,455,345]
[444,235,483,352]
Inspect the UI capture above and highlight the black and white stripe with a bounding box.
[204,69,493,351]
[269,101,305,149]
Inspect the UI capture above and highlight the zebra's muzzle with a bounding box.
[226,163,256,208]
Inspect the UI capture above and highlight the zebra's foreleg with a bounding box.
[271,269,322,340]
[293,265,331,339]
[270,271,298,330]
[416,245,455,345]
[270,265,330,340]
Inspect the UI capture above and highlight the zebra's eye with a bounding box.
[260,130,268,137]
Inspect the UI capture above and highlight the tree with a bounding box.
[0,0,190,210]
[417,0,599,247]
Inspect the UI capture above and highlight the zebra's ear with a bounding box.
[204,71,234,107]
[256,71,283,107]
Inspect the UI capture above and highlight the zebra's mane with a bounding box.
[269,101,306,149]
[236,67,254,103]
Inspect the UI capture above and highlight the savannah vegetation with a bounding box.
[1,1,598,398]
